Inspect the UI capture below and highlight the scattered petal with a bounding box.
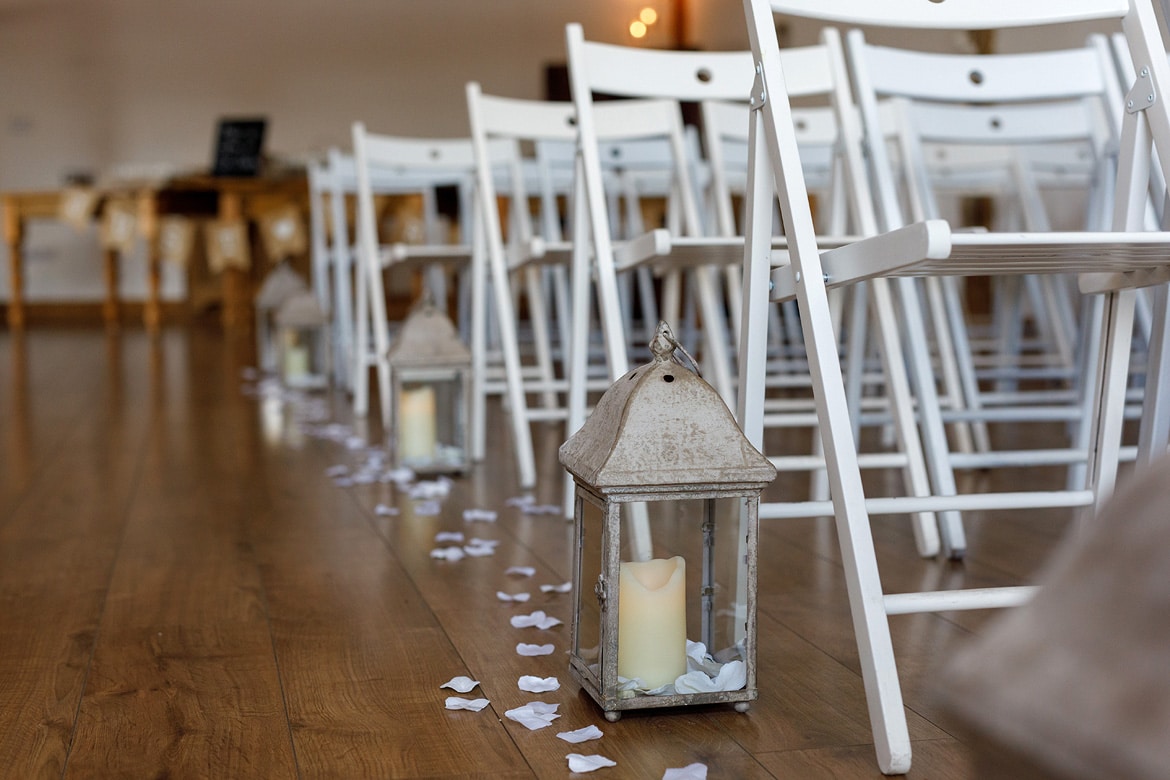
[333,477,354,488]
[510,610,563,630]
[440,676,480,693]
[567,753,616,773]
[506,495,535,507]
[468,537,499,548]
[430,547,466,562]
[519,675,561,693]
[463,545,495,557]
[673,660,746,694]
[410,478,452,500]
[557,725,603,743]
[497,591,531,603]
[374,503,399,517]
[325,464,349,477]
[384,466,416,484]
[435,531,465,543]
[463,508,498,522]
[505,701,561,730]
[445,696,490,712]
[506,566,536,578]
[516,643,555,657]
[521,503,562,515]
[414,500,442,516]
[540,582,573,594]
[663,763,708,780]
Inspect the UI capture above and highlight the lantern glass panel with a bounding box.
[280,326,325,388]
[572,490,605,674]
[611,497,750,695]
[395,371,466,470]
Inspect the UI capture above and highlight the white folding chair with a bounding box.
[563,24,757,432]
[350,129,477,425]
[844,34,1136,553]
[739,0,1170,772]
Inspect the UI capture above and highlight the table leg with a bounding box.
[137,192,161,333]
[102,247,120,326]
[3,196,25,329]
[218,192,251,331]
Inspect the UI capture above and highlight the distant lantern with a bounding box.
[255,262,309,374]
[559,322,776,720]
[274,291,330,390]
[387,299,472,475]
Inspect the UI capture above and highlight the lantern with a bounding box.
[255,262,309,374]
[559,322,776,720]
[274,291,330,390]
[387,300,471,475]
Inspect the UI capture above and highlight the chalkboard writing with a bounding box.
[211,118,267,177]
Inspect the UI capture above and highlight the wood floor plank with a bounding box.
[254,431,534,777]
[67,331,296,778]
[0,325,1083,778]
[0,330,155,777]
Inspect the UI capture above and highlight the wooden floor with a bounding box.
[0,324,1075,778]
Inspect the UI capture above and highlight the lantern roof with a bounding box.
[559,323,776,492]
[387,300,471,367]
[255,262,308,309]
[275,291,328,327]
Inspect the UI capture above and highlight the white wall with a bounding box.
[1,0,688,303]
[0,0,1130,304]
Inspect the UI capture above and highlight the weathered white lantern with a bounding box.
[387,300,471,475]
[559,322,776,720]
[274,291,330,390]
[255,262,308,374]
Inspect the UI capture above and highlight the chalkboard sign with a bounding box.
[211,118,267,177]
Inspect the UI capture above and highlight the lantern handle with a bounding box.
[649,321,701,377]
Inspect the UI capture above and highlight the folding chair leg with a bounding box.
[1137,284,1170,469]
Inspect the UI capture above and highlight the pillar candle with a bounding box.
[283,344,309,381]
[398,385,437,462]
[617,556,687,690]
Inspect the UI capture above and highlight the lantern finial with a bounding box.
[650,321,676,362]
[649,321,700,376]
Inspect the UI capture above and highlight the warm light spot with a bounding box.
[639,6,658,25]
[629,20,648,38]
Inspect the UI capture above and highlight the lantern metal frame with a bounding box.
[559,323,776,720]
[255,261,308,374]
[274,291,331,390]
[387,300,472,475]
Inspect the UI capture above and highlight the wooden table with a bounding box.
[3,173,308,332]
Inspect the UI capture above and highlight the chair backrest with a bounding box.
[765,0,1130,29]
[844,30,1127,233]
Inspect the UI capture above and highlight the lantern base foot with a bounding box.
[734,702,751,713]
[604,711,622,722]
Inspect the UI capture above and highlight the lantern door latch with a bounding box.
[594,575,609,611]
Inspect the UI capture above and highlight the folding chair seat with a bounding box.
[738,0,1170,772]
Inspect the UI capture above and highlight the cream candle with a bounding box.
[283,344,309,381]
[617,556,686,690]
[398,385,437,462]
